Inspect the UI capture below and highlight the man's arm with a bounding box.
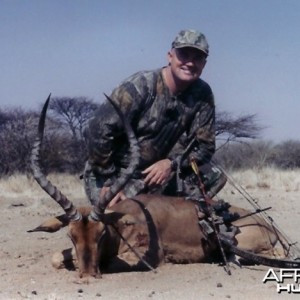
[84,81,143,172]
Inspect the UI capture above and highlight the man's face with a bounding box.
[168,47,207,83]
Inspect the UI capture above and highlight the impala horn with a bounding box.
[31,94,82,221]
[89,94,140,221]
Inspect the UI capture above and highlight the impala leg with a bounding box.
[52,247,77,270]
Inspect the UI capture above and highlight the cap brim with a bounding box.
[174,44,208,56]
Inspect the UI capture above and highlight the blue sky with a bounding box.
[1,0,299,141]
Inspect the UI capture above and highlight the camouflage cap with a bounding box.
[172,29,209,56]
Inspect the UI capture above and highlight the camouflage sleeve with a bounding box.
[85,78,145,172]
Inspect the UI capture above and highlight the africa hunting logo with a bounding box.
[263,268,300,293]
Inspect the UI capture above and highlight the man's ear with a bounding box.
[27,214,70,233]
[167,49,174,64]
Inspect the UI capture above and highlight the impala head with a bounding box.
[67,207,105,278]
[29,94,139,278]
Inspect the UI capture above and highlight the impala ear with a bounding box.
[28,214,70,233]
[101,211,137,226]
[118,214,138,226]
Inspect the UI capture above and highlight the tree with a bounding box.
[49,97,99,141]
[213,111,267,170]
[270,140,300,169]
[44,97,101,173]
[216,111,264,149]
[0,108,39,175]
[214,140,274,170]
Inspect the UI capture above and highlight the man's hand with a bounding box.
[100,186,127,208]
[142,159,172,186]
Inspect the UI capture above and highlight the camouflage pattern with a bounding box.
[161,161,226,200]
[172,29,209,56]
[83,68,215,204]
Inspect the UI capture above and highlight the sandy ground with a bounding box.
[1,173,300,300]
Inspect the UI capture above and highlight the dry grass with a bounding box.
[217,167,300,212]
[225,167,300,192]
[1,167,299,199]
[0,173,82,195]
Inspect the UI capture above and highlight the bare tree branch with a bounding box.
[49,97,99,140]
[216,111,264,149]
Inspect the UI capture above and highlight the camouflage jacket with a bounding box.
[84,68,215,175]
